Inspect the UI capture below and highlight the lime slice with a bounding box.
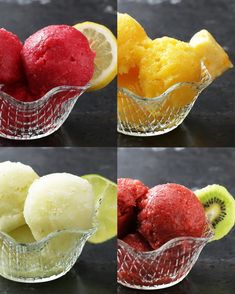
[82,174,117,244]
[74,22,117,91]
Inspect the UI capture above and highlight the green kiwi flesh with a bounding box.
[195,184,235,241]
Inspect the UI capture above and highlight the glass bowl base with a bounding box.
[0,269,70,283]
[0,123,63,141]
[118,123,180,137]
[118,272,188,290]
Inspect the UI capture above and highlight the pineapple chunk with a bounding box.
[189,29,233,79]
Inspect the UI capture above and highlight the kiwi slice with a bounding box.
[195,184,235,241]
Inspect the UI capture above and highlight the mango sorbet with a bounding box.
[139,37,201,98]
[118,68,143,97]
[118,13,233,135]
[118,13,149,74]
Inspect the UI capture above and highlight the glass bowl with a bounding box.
[117,64,212,137]
[0,194,102,283]
[0,227,96,283]
[0,84,89,140]
[117,220,214,290]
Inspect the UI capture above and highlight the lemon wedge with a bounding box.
[82,174,117,244]
[189,30,233,79]
[74,22,117,91]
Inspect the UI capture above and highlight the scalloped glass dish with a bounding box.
[0,84,90,140]
[0,193,102,283]
[117,220,214,290]
[118,64,212,137]
[0,227,96,283]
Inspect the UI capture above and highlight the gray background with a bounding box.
[118,148,235,294]
[0,0,117,147]
[118,0,235,147]
[0,147,116,294]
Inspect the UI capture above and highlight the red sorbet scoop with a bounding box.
[118,178,148,238]
[2,83,37,102]
[0,28,23,84]
[138,183,206,249]
[122,233,152,252]
[22,25,95,96]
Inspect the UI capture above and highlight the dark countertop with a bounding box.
[0,0,117,147]
[118,0,235,147]
[118,147,235,294]
[0,147,117,293]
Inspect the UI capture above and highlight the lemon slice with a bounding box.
[82,174,117,244]
[189,30,233,79]
[74,22,117,91]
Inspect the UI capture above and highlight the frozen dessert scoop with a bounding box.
[139,37,202,98]
[8,225,35,243]
[0,161,39,233]
[122,233,151,252]
[0,28,24,84]
[118,13,149,74]
[138,183,206,249]
[118,15,233,100]
[118,178,148,238]
[24,173,95,241]
[2,82,37,102]
[22,25,95,96]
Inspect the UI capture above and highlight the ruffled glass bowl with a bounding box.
[118,64,212,137]
[0,227,96,283]
[0,84,89,140]
[117,220,214,290]
[0,193,102,283]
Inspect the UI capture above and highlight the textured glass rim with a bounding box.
[118,219,214,257]
[0,84,91,106]
[0,193,103,249]
[0,226,97,249]
[118,63,212,102]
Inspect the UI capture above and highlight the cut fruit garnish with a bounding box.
[195,184,235,241]
[189,30,233,79]
[81,174,117,244]
[74,22,117,91]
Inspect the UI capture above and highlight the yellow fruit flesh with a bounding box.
[190,30,233,79]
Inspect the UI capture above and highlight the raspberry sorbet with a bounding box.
[22,25,95,96]
[138,183,206,249]
[118,178,148,238]
[0,28,23,84]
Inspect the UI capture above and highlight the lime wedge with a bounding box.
[82,174,117,244]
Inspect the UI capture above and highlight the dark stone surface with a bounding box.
[118,147,235,294]
[0,147,117,293]
[118,0,235,147]
[0,0,117,147]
